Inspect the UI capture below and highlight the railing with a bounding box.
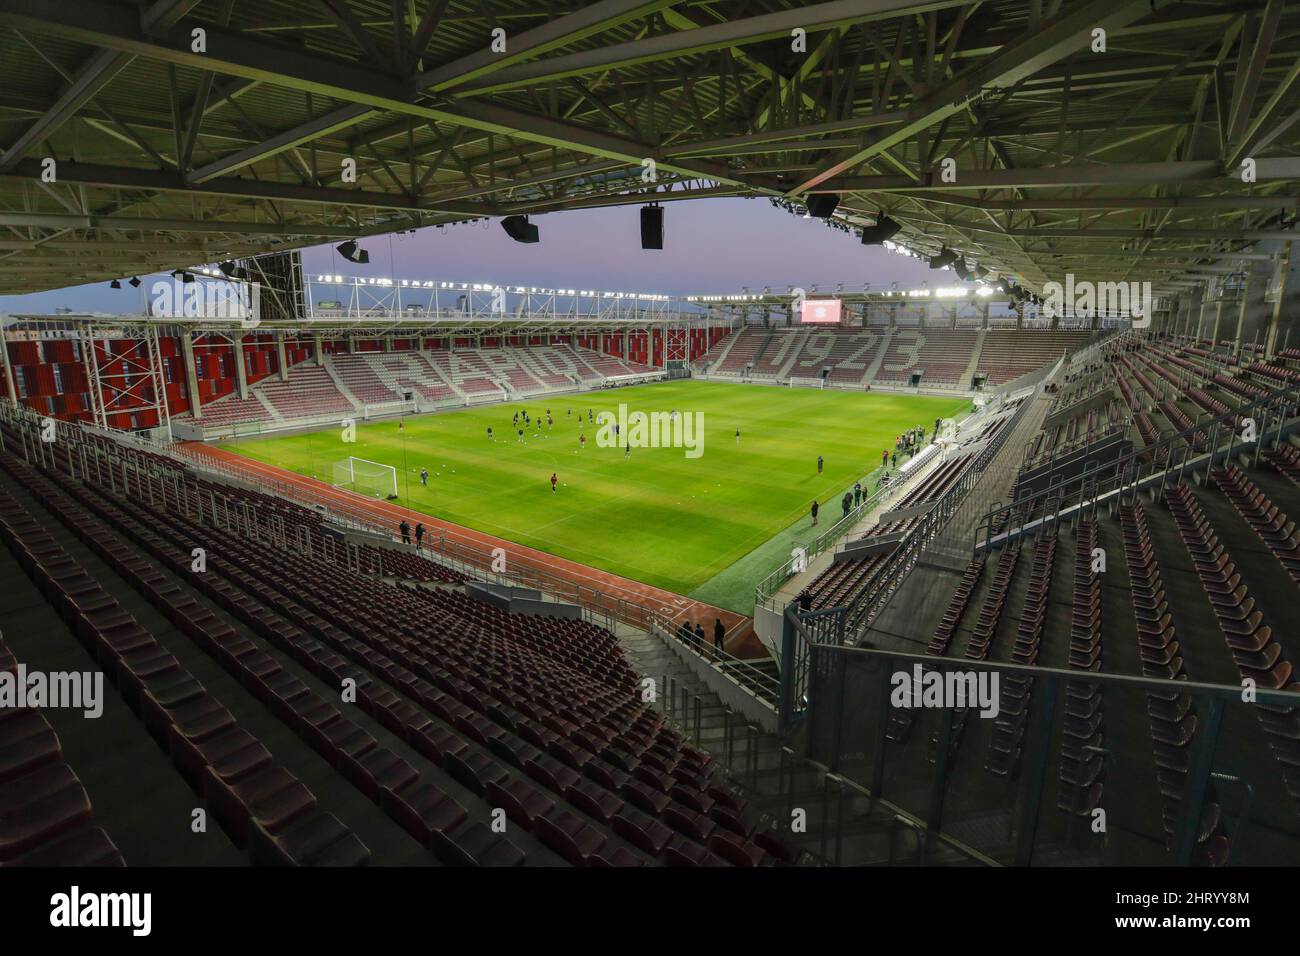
[192,402,422,441]
[655,676,822,863]
[790,642,1292,866]
[975,366,1300,552]
[838,376,1046,637]
[753,462,888,609]
[650,619,780,708]
[866,379,980,397]
[776,363,1060,729]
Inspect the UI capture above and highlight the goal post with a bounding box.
[332,456,398,499]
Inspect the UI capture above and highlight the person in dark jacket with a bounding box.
[713,618,726,654]
[414,522,425,551]
[694,623,706,645]
[810,499,819,526]
[399,520,410,545]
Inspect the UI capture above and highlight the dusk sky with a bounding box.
[0,197,946,314]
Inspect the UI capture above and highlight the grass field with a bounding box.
[219,380,967,609]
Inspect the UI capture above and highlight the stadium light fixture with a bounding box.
[953,258,973,281]
[336,240,370,264]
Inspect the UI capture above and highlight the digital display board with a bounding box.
[799,298,842,324]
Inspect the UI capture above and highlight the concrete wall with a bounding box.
[465,581,582,620]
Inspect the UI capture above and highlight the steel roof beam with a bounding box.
[787,0,1156,195]
[1,158,499,215]
[818,158,1300,192]
[0,0,200,169]
[0,0,749,191]
[891,192,1298,211]
[449,0,976,96]
[417,0,681,93]
[187,103,379,182]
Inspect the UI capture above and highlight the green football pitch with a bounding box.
[218,380,967,610]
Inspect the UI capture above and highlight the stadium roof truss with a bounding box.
[0,0,1297,295]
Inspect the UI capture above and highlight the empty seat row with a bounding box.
[985,534,1057,777]
[0,460,369,866]
[1165,485,1300,810]
[1058,520,1104,817]
[0,629,124,866]
[1118,500,1228,864]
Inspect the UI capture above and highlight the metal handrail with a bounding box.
[753,463,890,608]
[839,374,1049,636]
[975,364,1300,550]
[653,619,780,705]
[807,640,1300,704]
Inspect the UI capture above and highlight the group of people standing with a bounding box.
[878,419,942,472]
[677,617,727,655]
[839,480,867,519]
[814,416,949,528]
[398,519,427,550]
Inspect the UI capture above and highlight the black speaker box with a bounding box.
[501,215,539,243]
[641,205,663,249]
[805,194,839,218]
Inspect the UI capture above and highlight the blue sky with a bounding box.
[0,197,945,313]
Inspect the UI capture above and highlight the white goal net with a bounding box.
[332,456,398,499]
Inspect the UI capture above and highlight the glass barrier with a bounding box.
[802,645,1300,866]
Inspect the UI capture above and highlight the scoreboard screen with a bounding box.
[800,298,842,324]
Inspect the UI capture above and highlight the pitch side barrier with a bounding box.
[753,462,888,610]
[779,634,1281,866]
[973,366,1300,555]
[754,400,982,611]
[843,373,1051,634]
